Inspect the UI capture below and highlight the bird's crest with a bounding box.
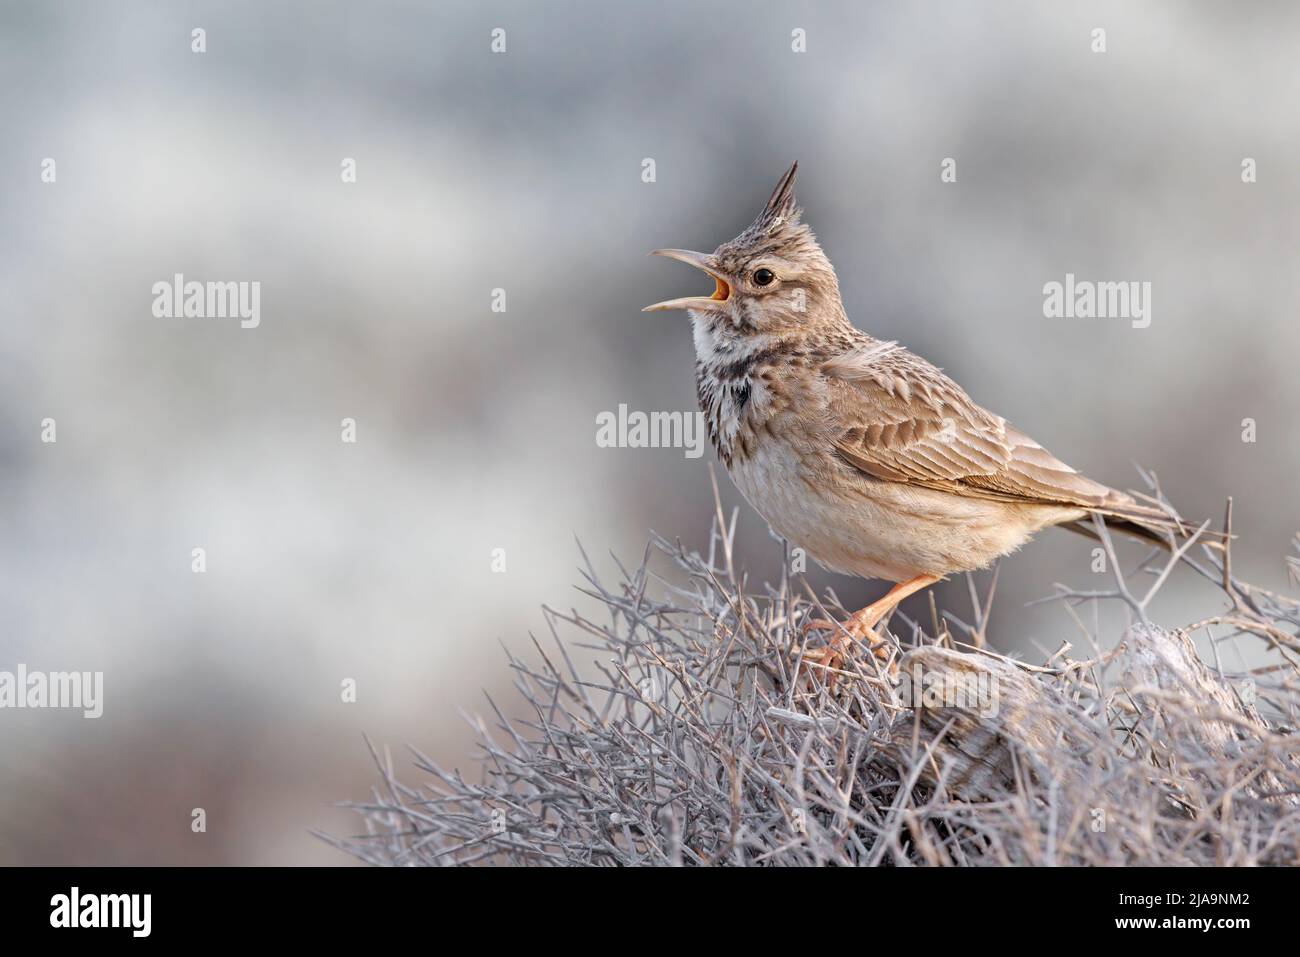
[753,161,801,233]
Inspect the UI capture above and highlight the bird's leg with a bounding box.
[840,574,942,636]
[801,575,941,678]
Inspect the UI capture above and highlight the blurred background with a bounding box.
[2,0,1298,864]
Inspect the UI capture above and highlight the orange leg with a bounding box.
[801,575,940,682]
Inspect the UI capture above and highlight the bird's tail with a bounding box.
[1061,493,1226,551]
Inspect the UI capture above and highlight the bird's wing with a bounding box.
[821,342,1121,510]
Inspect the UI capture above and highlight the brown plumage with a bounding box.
[645,162,1200,666]
[822,338,1194,543]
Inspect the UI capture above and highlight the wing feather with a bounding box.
[821,340,1204,541]
[824,343,1125,511]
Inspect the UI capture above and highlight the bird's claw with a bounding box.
[794,615,895,690]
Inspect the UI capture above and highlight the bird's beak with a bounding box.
[642,249,732,312]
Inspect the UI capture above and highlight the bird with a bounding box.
[644,161,1200,678]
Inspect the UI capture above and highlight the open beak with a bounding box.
[642,249,732,312]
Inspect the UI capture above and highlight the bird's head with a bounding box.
[644,162,845,338]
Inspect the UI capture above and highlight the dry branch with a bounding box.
[323,484,1300,866]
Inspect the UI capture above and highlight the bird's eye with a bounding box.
[753,268,776,286]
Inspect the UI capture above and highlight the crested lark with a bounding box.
[645,162,1195,676]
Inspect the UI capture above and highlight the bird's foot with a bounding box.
[795,576,940,687]
[797,613,894,689]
